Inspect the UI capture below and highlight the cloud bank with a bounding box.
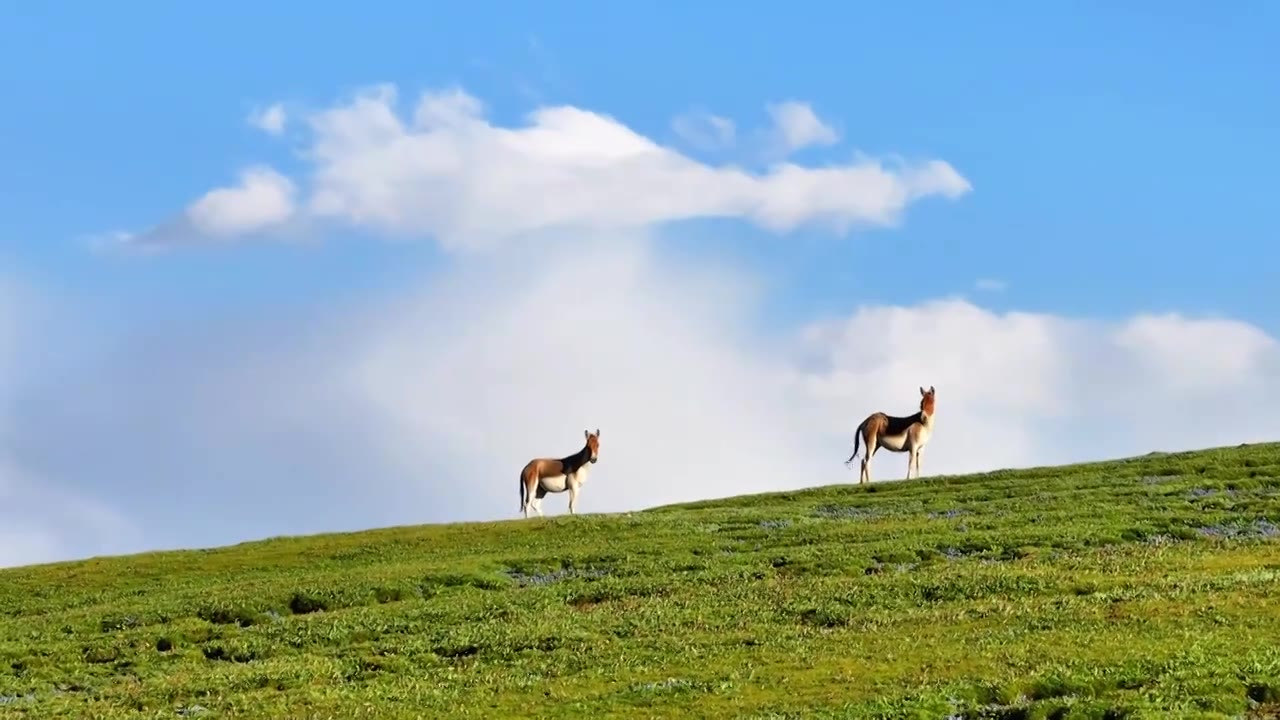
[10,238,1280,569]
[0,279,143,568]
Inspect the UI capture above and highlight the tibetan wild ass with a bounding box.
[520,429,601,518]
[844,386,936,483]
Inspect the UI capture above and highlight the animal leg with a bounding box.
[861,443,875,484]
[906,449,916,480]
[534,486,547,517]
[568,485,578,515]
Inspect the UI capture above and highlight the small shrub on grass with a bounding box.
[288,591,328,615]
[795,605,853,628]
[200,637,267,664]
[420,572,506,596]
[372,585,414,604]
[98,615,142,633]
[196,603,264,628]
[82,644,121,664]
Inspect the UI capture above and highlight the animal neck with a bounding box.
[920,410,935,427]
[561,444,593,474]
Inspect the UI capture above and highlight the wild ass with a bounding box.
[520,429,601,518]
[844,386,936,483]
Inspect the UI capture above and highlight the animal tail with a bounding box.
[844,420,864,466]
[519,469,527,512]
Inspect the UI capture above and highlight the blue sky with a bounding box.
[1,3,1278,567]
[4,2,1276,325]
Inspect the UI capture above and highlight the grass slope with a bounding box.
[3,444,1280,719]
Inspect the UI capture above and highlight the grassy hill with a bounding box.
[2,444,1280,719]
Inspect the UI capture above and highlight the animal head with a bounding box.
[584,428,601,463]
[919,386,936,416]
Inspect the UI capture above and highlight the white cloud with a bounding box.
[975,278,1006,292]
[185,165,296,237]
[765,100,839,153]
[248,103,287,135]
[93,165,300,251]
[671,109,736,151]
[1112,313,1279,395]
[118,84,970,250]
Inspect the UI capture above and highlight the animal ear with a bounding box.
[584,429,590,439]
[595,428,600,438]
[929,386,935,395]
[920,386,926,396]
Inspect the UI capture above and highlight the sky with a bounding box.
[1,2,1278,568]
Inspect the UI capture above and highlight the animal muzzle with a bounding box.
[590,457,598,464]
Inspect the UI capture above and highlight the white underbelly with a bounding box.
[879,432,909,451]
[539,474,568,493]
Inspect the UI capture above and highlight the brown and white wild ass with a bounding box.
[520,429,601,518]
[844,386,936,483]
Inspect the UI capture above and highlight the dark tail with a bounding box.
[844,422,864,467]
[519,470,526,512]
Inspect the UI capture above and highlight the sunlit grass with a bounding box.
[3,443,1280,718]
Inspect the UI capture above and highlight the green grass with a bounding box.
[4,443,1280,719]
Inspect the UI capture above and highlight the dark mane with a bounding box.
[884,412,924,435]
[558,444,592,474]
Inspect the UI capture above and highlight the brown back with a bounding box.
[530,429,601,478]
